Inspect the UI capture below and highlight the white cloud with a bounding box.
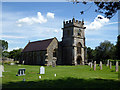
[85,15,109,30]
[107,22,120,25]
[47,12,54,19]
[17,12,49,26]
[1,35,25,39]
[8,47,20,52]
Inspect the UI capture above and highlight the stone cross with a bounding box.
[90,62,92,68]
[100,61,102,70]
[106,60,109,66]
[93,61,96,71]
[110,62,112,69]
[40,66,45,74]
[115,61,119,72]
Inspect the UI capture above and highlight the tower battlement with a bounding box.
[63,18,84,28]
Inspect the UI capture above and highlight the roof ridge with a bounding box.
[30,37,54,43]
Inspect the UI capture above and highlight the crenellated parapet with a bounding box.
[63,18,85,28]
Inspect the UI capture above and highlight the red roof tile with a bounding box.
[22,38,54,52]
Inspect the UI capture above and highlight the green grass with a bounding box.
[2,64,120,88]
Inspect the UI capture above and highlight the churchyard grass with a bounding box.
[2,64,120,88]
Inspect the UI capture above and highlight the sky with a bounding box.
[1,2,119,51]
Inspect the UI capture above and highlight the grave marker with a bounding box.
[40,66,45,74]
[22,61,24,65]
[106,60,109,67]
[54,74,56,77]
[52,61,56,67]
[115,61,119,72]
[100,61,102,70]
[93,61,96,71]
[90,62,92,68]
[39,76,41,79]
[110,62,112,69]
[16,68,26,76]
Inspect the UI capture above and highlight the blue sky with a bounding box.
[1,2,118,51]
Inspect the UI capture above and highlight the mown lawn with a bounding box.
[2,64,120,89]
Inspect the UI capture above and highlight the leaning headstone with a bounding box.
[40,66,45,74]
[90,62,92,68]
[16,68,26,76]
[115,61,119,72]
[110,62,112,69]
[100,61,102,70]
[93,61,96,71]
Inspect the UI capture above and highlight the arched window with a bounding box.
[77,43,82,54]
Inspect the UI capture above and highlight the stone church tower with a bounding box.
[61,18,86,65]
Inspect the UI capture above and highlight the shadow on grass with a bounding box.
[2,77,120,89]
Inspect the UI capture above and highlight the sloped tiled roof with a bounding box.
[22,38,54,52]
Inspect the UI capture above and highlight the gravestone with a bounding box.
[115,61,119,72]
[0,65,4,77]
[0,65,4,72]
[110,62,112,69]
[39,76,41,79]
[100,61,102,70]
[16,68,26,76]
[93,61,96,71]
[54,74,56,77]
[0,70,2,77]
[106,60,109,66]
[10,63,15,65]
[22,61,24,65]
[90,62,92,68]
[40,66,45,74]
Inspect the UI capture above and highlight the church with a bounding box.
[21,18,87,66]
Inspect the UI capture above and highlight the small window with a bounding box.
[78,32,81,36]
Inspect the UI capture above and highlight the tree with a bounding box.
[71,0,120,19]
[0,40,8,58]
[94,2,120,19]
[8,48,23,61]
[0,40,8,51]
[2,51,9,58]
[87,47,94,61]
[116,35,120,59]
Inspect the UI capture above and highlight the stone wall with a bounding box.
[21,51,46,65]
[47,38,58,66]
